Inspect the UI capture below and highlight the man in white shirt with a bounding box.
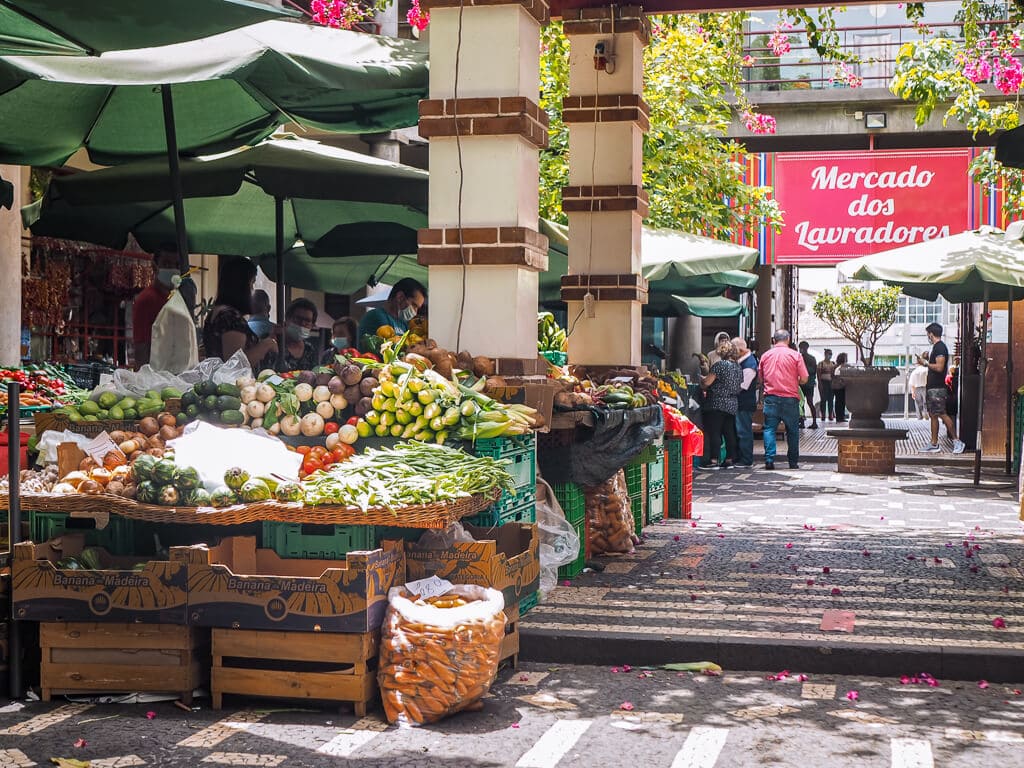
[908,355,929,420]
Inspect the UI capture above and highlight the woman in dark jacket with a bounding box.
[832,352,849,423]
[698,340,743,470]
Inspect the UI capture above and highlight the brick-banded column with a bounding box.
[417,0,549,367]
[561,6,648,367]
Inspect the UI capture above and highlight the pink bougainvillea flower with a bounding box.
[993,617,1007,629]
[803,523,816,531]
[978,680,990,689]
[934,557,943,564]
[777,670,791,679]
[831,588,842,596]
[622,664,632,672]
[406,0,430,31]
[716,523,723,528]
[822,567,831,574]
[611,666,621,673]
[620,702,635,711]
[862,550,871,557]
[742,54,756,67]
[673,535,681,541]
[798,674,809,682]
[690,521,697,528]
[1013,689,1022,695]
[765,674,777,681]
[718,534,725,538]
[900,675,911,685]
[880,516,885,520]
[845,690,859,701]
[807,579,815,586]
[511,722,520,729]
[690,594,698,601]
[74,739,88,748]
[785,542,794,549]
[145,711,156,720]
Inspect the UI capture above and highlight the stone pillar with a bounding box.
[0,165,24,367]
[417,0,549,370]
[362,132,405,164]
[560,6,648,368]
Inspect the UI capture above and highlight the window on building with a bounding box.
[898,296,945,325]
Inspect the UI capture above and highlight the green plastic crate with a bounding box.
[518,590,539,617]
[627,441,662,466]
[624,463,644,499]
[647,448,665,495]
[557,517,586,580]
[465,490,536,529]
[261,522,376,559]
[28,510,137,555]
[552,481,586,526]
[647,489,664,523]
[540,350,567,367]
[464,433,536,491]
[630,491,645,535]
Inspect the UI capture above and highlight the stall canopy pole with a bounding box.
[7,381,22,698]
[275,196,286,370]
[1007,290,1015,476]
[160,84,189,274]
[976,285,990,485]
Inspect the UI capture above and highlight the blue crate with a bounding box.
[261,522,376,559]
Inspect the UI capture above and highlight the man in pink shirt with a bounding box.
[758,329,808,470]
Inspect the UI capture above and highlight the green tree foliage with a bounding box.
[539,15,782,239]
[812,286,901,366]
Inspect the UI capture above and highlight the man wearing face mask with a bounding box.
[132,245,181,368]
[322,317,358,365]
[357,278,427,349]
[278,298,321,372]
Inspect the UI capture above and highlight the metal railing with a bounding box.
[741,19,1013,92]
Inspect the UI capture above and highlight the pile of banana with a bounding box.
[538,312,568,354]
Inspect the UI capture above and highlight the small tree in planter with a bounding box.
[812,285,900,366]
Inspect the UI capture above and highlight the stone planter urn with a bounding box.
[841,365,898,430]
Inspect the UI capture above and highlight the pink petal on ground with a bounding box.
[778,670,791,679]
[145,711,156,720]
[702,669,721,676]
[862,550,871,557]
[831,588,842,596]
[970,565,980,573]
[946,542,954,548]
[673,535,681,541]
[690,521,697,527]
[910,676,920,684]
[907,555,917,560]
[993,617,1007,629]
[1013,690,1022,695]
[74,739,88,748]
[622,665,632,672]
[845,691,859,701]
[979,680,990,689]
[965,550,973,558]
[807,580,815,586]
[561,580,571,587]
[511,723,520,729]
[900,675,911,685]
[611,667,621,673]
[620,702,635,711]
[934,557,943,564]
[880,516,885,520]
[750,563,758,569]
[765,674,778,681]
[823,567,831,574]
[690,594,698,601]
[785,542,794,549]
[798,674,809,682]
[716,523,723,527]
[1003,587,1010,594]
[791,565,799,571]
[718,534,725,538]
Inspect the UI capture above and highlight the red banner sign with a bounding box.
[772,149,973,266]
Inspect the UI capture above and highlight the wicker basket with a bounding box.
[1,488,499,529]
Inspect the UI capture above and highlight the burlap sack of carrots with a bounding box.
[585,469,638,554]
[378,583,506,726]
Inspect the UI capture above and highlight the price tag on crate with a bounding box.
[405,575,455,600]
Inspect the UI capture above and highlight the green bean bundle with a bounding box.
[301,442,515,513]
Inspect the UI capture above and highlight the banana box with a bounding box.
[178,536,404,633]
[404,523,540,609]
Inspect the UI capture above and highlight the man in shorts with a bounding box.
[919,323,965,454]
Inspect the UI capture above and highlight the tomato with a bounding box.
[310,446,328,459]
[323,421,340,435]
[296,445,311,456]
[334,443,356,460]
[346,416,359,426]
[302,458,323,475]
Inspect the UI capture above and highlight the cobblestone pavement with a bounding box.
[1,663,1023,767]
[522,464,1024,679]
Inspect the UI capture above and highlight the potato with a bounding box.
[139,417,160,437]
[471,356,495,377]
[109,430,127,445]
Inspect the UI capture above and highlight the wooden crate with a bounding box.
[40,622,208,704]
[212,628,379,715]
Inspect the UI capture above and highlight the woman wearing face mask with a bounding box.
[322,317,358,365]
[279,298,321,372]
[356,278,427,350]
[202,257,278,370]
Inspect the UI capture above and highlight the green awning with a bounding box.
[0,21,429,166]
[0,0,294,57]
[670,295,746,318]
[258,249,430,295]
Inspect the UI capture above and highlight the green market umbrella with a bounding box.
[0,0,294,57]
[0,20,428,272]
[669,295,747,318]
[259,248,430,295]
[839,226,1024,482]
[25,136,428,363]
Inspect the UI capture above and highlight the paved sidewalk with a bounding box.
[522,464,1024,681]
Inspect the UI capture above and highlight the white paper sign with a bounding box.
[83,431,118,464]
[265,375,285,386]
[990,309,1009,344]
[404,575,455,600]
